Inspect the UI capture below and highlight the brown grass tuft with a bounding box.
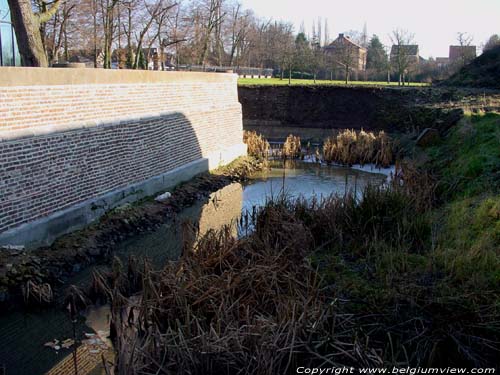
[243,131,270,158]
[323,129,395,167]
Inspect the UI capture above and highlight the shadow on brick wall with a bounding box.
[0,111,209,248]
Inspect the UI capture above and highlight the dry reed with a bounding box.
[98,202,384,374]
[243,131,270,158]
[323,129,394,167]
[282,134,302,158]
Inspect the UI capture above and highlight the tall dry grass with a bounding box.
[91,178,498,371]
[282,134,302,158]
[323,129,394,167]
[243,130,270,158]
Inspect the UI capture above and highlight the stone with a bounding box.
[0,287,9,302]
[416,128,440,147]
[155,191,172,202]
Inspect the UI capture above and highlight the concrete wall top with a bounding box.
[0,67,237,86]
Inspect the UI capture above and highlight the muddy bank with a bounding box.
[0,157,264,311]
[239,85,500,140]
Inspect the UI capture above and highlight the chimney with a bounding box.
[339,33,344,38]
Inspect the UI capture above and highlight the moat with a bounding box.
[0,161,388,375]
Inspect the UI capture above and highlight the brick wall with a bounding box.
[0,68,244,242]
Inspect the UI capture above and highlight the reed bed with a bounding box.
[93,197,398,374]
[86,177,499,372]
[243,131,270,158]
[323,129,394,167]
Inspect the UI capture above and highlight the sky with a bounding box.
[239,0,500,58]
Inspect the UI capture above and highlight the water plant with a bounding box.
[243,130,270,158]
[323,129,395,167]
[282,134,302,158]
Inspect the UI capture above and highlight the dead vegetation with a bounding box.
[91,196,396,374]
[282,134,302,158]
[87,167,498,371]
[243,131,270,158]
[323,129,395,167]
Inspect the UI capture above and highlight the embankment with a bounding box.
[0,68,246,248]
[238,85,499,140]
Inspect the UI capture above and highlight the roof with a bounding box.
[390,45,419,56]
[325,34,367,52]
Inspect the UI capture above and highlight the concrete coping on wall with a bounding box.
[0,67,237,87]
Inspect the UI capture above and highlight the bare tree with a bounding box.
[196,0,225,65]
[309,43,324,83]
[99,0,120,68]
[456,32,475,67]
[7,0,61,66]
[45,0,76,64]
[390,28,414,86]
[226,4,250,66]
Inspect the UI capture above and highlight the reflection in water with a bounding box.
[0,162,387,375]
[243,160,387,211]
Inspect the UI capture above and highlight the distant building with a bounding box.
[0,0,21,66]
[435,57,450,68]
[449,45,476,63]
[324,33,367,71]
[390,45,420,69]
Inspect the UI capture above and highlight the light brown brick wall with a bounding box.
[0,69,243,235]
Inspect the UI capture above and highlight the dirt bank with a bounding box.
[239,85,500,140]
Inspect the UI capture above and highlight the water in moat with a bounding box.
[0,161,388,375]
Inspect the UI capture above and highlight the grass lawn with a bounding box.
[238,77,430,87]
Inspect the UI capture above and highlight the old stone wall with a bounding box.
[0,68,246,247]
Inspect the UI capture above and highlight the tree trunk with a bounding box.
[7,0,48,67]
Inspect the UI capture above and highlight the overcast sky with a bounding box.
[239,0,500,58]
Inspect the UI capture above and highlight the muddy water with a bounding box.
[0,162,387,375]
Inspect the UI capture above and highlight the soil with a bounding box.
[238,85,500,137]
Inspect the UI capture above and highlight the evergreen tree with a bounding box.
[366,35,387,72]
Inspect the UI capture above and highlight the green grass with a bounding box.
[425,112,500,291]
[238,77,430,87]
[426,112,500,198]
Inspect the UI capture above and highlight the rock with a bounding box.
[88,247,101,257]
[416,128,440,147]
[0,287,9,302]
[1,245,25,251]
[72,263,82,273]
[155,191,172,202]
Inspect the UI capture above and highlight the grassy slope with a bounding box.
[427,113,500,290]
[238,77,429,87]
[443,45,500,90]
[312,112,500,365]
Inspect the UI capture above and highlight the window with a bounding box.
[0,0,21,66]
